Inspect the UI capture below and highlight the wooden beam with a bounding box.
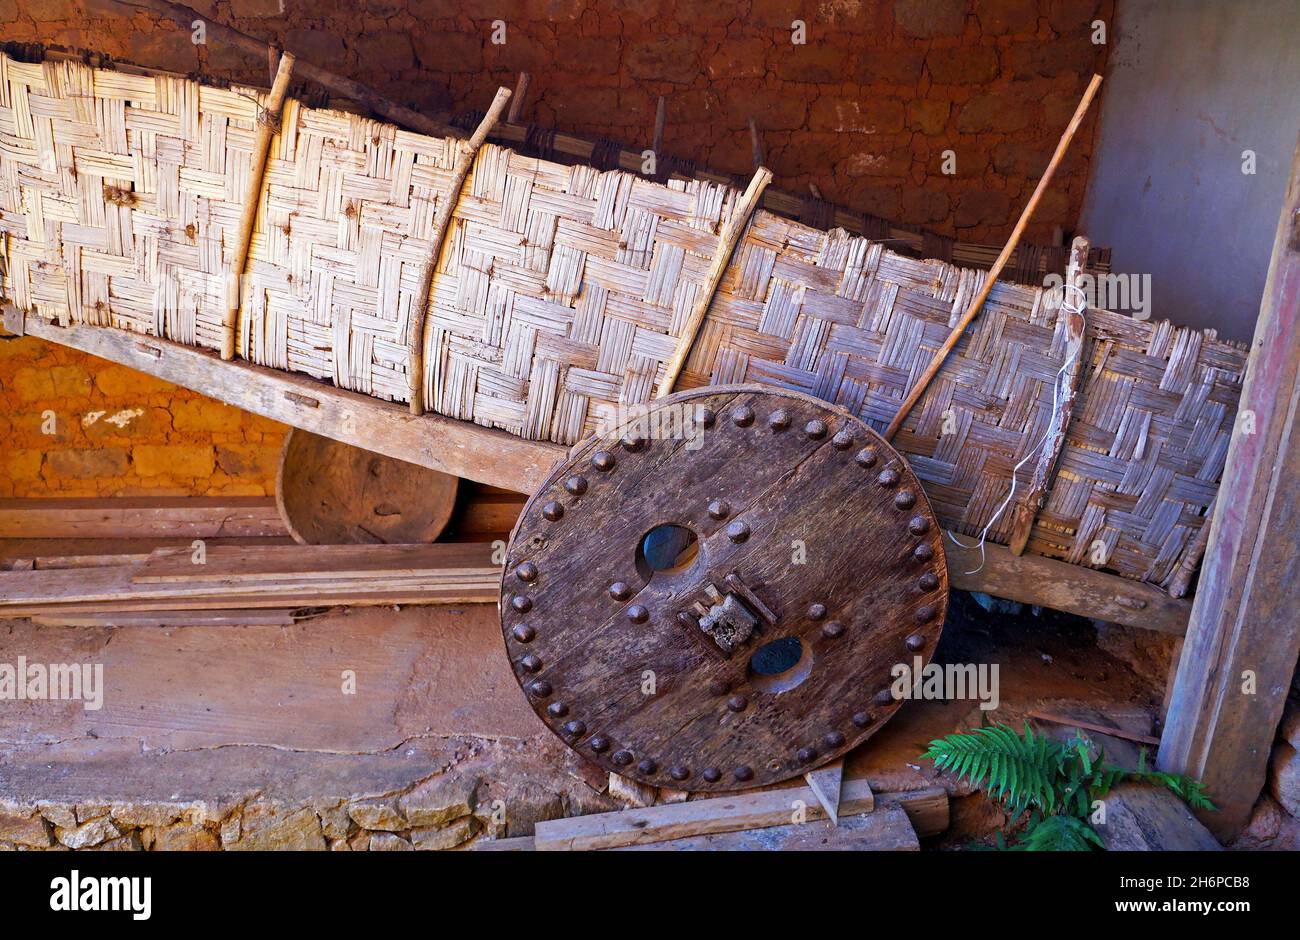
[945,530,1190,635]
[17,313,564,494]
[0,497,284,539]
[1158,131,1300,840]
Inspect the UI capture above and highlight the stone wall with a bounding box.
[1,0,1111,494]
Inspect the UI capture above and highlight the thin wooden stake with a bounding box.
[657,166,773,396]
[1008,235,1089,555]
[222,50,295,362]
[883,73,1103,441]
[408,87,513,414]
[652,95,665,156]
[507,72,530,124]
[748,116,763,171]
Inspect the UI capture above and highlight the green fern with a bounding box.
[921,722,1215,851]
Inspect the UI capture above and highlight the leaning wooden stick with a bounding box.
[883,73,1103,441]
[222,50,294,361]
[657,167,773,396]
[408,87,513,414]
[1007,235,1089,555]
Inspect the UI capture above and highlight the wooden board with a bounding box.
[0,497,285,539]
[1094,782,1222,851]
[503,386,948,792]
[1158,132,1300,839]
[533,778,875,850]
[17,315,565,495]
[616,801,918,851]
[276,428,458,545]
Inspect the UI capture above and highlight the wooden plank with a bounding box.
[133,542,495,583]
[876,788,948,839]
[1009,236,1089,555]
[17,314,565,494]
[0,497,286,539]
[532,778,874,851]
[803,758,844,825]
[946,530,1190,635]
[28,609,298,627]
[616,802,917,851]
[1094,782,1222,850]
[1158,132,1300,839]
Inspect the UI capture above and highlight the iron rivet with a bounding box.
[621,434,645,452]
[726,520,750,543]
[707,500,730,520]
[915,604,936,623]
[807,602,827,621]
[563,720,586,736]
[541,501,564,521]
[733,765,754,782]
[895,490,916,510]
[822,620,844,639]
[804,419,827,439]
[726,695,748,712]
[627,604,649,624]
[637,758,658,775]
[906,633,926,651]
[855,447,878,468]
[823,731,845,749]
[670,766,691,781]
[797,746,817,763]
[520,654,542,672]
[565,475,588,496]
[852,711,872,728]
[612,750,633,766]
[874,688,894,705]
[589,735,610,753]
[832,430,854,450]
[768,408,790,430]
[909,515,930,535]
[702,768,722,783]
[877,468,899,488]
[547,701,568,718]
[515,561,538,583]
[592,450,616,472]
[919,571,939,591]
[512,623,535,643]
[707,678,730,696]
[698,407,716,429]
[511,595,532,613]
[914,544,934,562]
[731,405,754,427]
[609,581,632,601]
[529,680,552,698]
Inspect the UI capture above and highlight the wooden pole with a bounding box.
[408,87,512,414]
[114,0,459,138]
[748,116,763,171]
[652,95,665,157]
[657,167,773,396]
[1158,130,1300,840]
[507,72,530,124]
[883,74,1103,441]
[222,50,294,361]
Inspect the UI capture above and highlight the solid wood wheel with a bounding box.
[500,385,948,791]
[275,428,458,545]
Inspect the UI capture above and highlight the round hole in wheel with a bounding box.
[748,636,813,694]
[635,523,699,580]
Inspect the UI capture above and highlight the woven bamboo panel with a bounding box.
[0,53,265,348]
[237,98,460,402]
[682,210,1248,582]
[420,144,741,443]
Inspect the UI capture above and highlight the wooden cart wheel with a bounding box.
[275,428,459,545]
[500,384,948,791]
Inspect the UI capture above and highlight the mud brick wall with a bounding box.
[0,0,1111,494]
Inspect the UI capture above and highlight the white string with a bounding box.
[947,283,1088,575]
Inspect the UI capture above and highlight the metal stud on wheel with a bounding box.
[499,385,948,791]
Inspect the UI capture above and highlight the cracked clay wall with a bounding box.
[0,0,1110,495]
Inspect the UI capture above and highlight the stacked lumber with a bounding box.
[0,542,500,620]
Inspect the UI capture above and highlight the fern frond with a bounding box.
[921,723,1060,813]
[1011,814,1104,851]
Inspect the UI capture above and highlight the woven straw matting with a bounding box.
[0,53,1248,585]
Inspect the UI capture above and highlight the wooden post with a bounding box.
[223,50,294,361]
[507,72,530,124]
[657,167,773,395]
[1008,235,1089,555]
[408,87,512,414]
[1158,131,1300,840]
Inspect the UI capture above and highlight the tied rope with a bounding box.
[947,282,1088,575]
